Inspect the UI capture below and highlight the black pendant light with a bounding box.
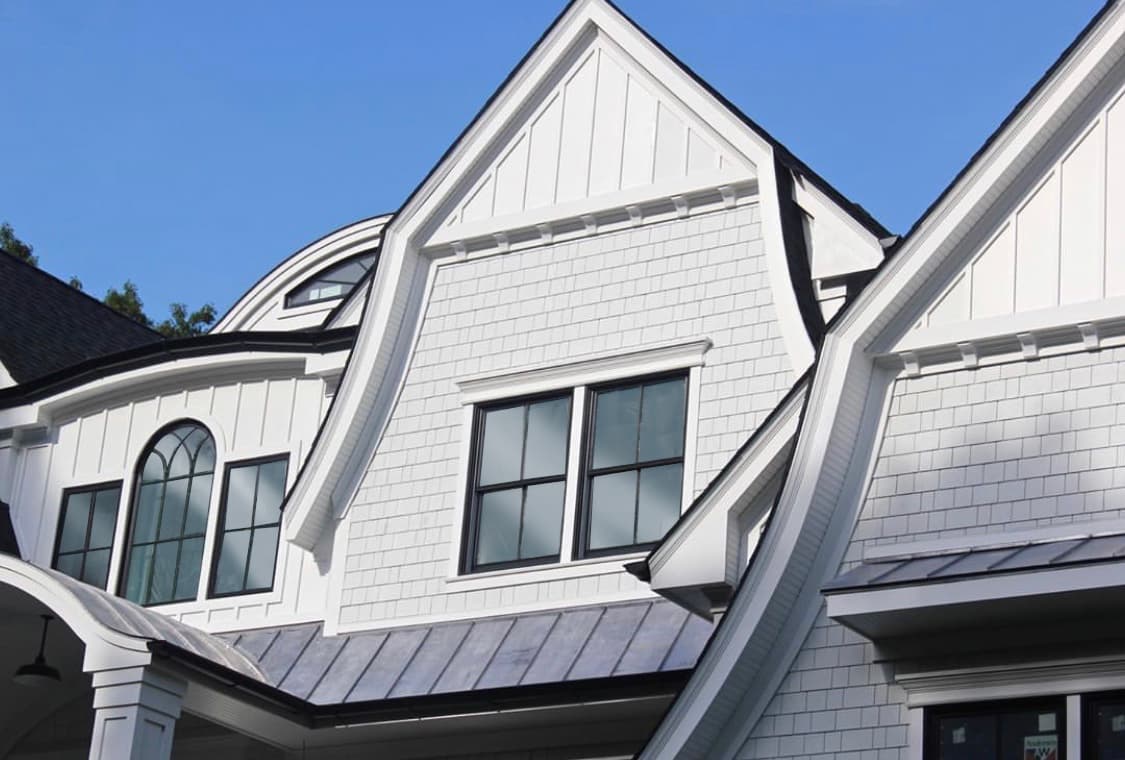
[13,614,61,686]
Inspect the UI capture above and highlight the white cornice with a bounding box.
[897,655,1125,706]
[456,339,712,405]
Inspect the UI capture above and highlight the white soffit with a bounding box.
[425,27,754,250]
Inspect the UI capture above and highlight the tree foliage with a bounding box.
[0,221,37,266]
[155,302,218,338]
[3,222,217,338]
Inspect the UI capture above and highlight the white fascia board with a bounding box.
[647,382,804,594]
[280,0,817,552]
[214,214,390,334]
[825,562,1125,637]
[0,351,315,431]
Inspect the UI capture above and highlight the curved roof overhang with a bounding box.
[214,214,391,334]
[0,328,355,429]
[0,555,263,677]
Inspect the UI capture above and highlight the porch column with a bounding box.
[88,667,186,760]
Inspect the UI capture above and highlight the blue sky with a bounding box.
[0,0,1106,319]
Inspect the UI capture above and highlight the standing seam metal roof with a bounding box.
[219,598,713,705]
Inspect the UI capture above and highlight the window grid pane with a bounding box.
[467,395,571,572]
[53,484,121,590]
[210,456,288,597]
[582,375,687,558]
[122,423,215,606]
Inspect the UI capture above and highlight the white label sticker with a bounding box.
[1113,714,1125,732]
[1039,713,1056,732]
[952,726,966,744]
[1024,734,1057,760]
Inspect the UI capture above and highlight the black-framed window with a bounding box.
[120,422,216,606]
[210,455,288,597]
[926,698,1065,760]
[463,394,571,572]
[285,251,377,308]
[53,482,121,589]
[1086,691,1125,759]
[578,374,686,558]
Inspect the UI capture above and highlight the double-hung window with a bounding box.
[462,371,688,574]
[210,455,288,596]
[465,395,571,572]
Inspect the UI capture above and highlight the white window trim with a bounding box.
[455,338,712,405]
[450,339,711,580]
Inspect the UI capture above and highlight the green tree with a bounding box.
[104,281,154,328]
[155,302,217,338]
[0,222,37,266]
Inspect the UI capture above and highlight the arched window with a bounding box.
[121,422,216,605]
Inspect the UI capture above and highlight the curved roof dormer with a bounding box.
[213,214,392,334]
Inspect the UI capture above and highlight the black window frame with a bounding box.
[52,480,123,590]
[284,250,378,309]
[208,453,289,599]
[575,370,689,560]
[461,390,574,574]
[118,420,217,607]
[924,696,1067,760]
[1083,689,1125,759]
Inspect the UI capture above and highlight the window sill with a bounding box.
[446,552,647,592]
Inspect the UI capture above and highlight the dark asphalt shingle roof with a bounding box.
[0,252,161,384]
[823,532,1125,593]
[220,598,713,705]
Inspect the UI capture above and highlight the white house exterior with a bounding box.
[1,1,1121,758]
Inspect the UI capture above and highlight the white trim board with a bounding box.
[456,339,712,404]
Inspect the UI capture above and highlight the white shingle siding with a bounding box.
[340,204,799,627]
[738,611,909,760]
[856,346,1125,554]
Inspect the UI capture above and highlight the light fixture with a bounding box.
[13,614,61,687]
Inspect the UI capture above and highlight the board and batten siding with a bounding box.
[917,83,1125,330]
[3,374,333,630]
[340,204,797,628]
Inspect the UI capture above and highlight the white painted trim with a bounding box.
[908,707,924,760]
[826,561,1125,622]
[1067,694,1081,760]
[681,366,702,510]
[456,339,712,405]
[444,552,646,592]
[559,387,587,564]
[891,294,1125,356]
[897,655,1125,707]
[758,156,816,375]
[428,173,753,249]
[214,214,390,334]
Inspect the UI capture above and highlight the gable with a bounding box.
[428,29,753,248]
[912,82,1125,335]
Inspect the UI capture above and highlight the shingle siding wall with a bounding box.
[340,204,798,627]
[856,346,1125,557]
[739,610,910,760]
[738,346,1125,758]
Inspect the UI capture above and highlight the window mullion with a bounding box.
[559,387,586,563]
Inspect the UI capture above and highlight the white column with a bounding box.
[88,667,186,760]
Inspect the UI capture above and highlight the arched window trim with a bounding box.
[283,249,378,309]
[118,419,219,607]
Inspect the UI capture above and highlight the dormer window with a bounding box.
[285,251,377,308]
